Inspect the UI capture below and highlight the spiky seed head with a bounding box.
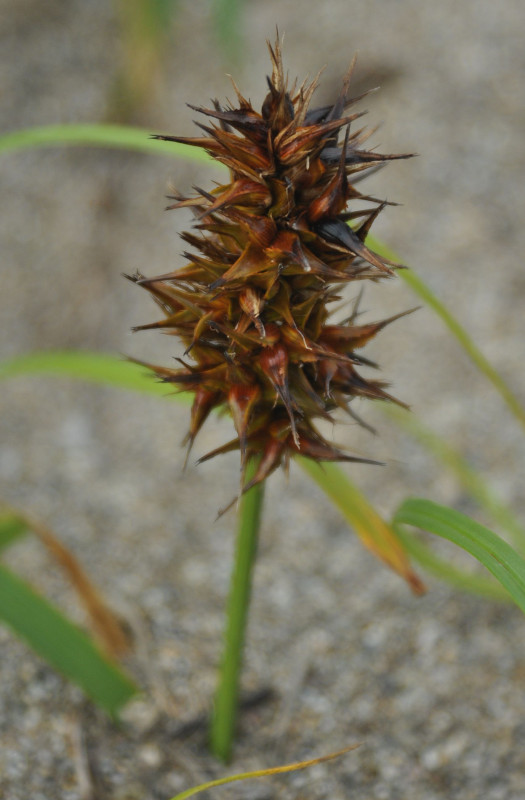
[131,38,414,498]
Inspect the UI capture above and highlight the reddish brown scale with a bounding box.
[186,386,220,450]
[228,383,261,465]
[224,208,277,249]
[307,128,351,223]
[133,38,414,495]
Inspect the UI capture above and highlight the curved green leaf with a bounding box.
[394,498,525,614]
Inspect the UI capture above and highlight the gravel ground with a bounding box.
[2,1,525,798]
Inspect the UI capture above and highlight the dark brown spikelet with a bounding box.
[131,39,414,497]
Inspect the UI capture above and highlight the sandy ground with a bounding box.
[2,1,525,798]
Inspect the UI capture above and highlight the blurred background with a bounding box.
[2,2,525,798]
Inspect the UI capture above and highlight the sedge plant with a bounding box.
[128,38,419,760]
[3,33,525,775]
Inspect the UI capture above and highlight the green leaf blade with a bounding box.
[394,499,525,614]
[0,564,137,716]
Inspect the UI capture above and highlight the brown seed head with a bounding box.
[133,37,414,495]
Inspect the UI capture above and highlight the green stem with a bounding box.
[209,459,265,762]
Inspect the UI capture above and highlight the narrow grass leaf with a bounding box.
[0,564,137,716]
[394,498,525,614]
[0,351,181,397]
[170,744,359,800]
[0,124,211,162]
[297,458,425,594]
[367,234,525,431]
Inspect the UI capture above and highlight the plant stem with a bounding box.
[209,459,265,762]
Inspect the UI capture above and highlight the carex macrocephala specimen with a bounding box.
[128,38,415,505]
